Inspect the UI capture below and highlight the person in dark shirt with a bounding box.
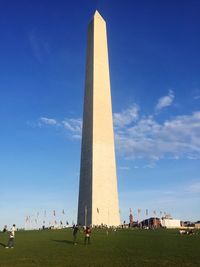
[72,225,79,245]
[84,226,91,245]
[3,225,7,233]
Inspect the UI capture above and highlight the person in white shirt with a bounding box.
[6,224,16,249]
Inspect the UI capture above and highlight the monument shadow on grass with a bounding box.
[0,242,6,247]
[52,239,74,245]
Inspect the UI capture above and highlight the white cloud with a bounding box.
[193,89,200,100]
[38,116,82,139]
[113,105,139,128]
[36,104,200,161]
[155,89,174,111]
[39,117,58,126]
[115,109,200,160]
[62,118,82,133]
[143,162,157,169]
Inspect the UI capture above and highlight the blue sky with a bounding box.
[0,0,200,229]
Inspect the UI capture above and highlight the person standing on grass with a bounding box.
[72,225,79,245]
[3,225,7,233]
[84,226,91,245]
[5,224,16,249]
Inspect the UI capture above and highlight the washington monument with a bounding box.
[77,11,120,226]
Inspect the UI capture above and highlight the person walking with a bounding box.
[84,226,91,245]
[3,225,7,233]
[6,224,16,249]
[72,225,79,245]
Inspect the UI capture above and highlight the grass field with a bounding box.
[0,228,199,267]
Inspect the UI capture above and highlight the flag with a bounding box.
[62,209,65,215]
[53,210,56,216]
[146,209,148,216]
[97,208,99,214]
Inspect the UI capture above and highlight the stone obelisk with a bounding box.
[77,10,120,226]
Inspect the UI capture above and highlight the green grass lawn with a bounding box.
[0,228,199,267]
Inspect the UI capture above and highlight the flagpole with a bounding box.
[138,209,141,227]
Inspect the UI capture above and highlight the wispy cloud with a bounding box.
[34,96,200,160]
[62,118,82,139]
[39,117,58,126]
[193,89,200,100]
[37,116,82,139]
[155,89,174,111]
[28,30,50,63]
[62,118,82,133]
[114,106,200,160]
[113,105,139,128]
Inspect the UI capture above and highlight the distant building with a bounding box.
[182,221,195,227]
[161,218,181,228]
[141,217,182,229]
[195,221,200,229]
[141,217,161,228]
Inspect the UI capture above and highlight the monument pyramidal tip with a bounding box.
[77,10,120,226]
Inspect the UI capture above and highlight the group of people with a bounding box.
[179,229,196,235]
[73,225,91,245]
[2,223,90,248]
[1,224,16,249]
